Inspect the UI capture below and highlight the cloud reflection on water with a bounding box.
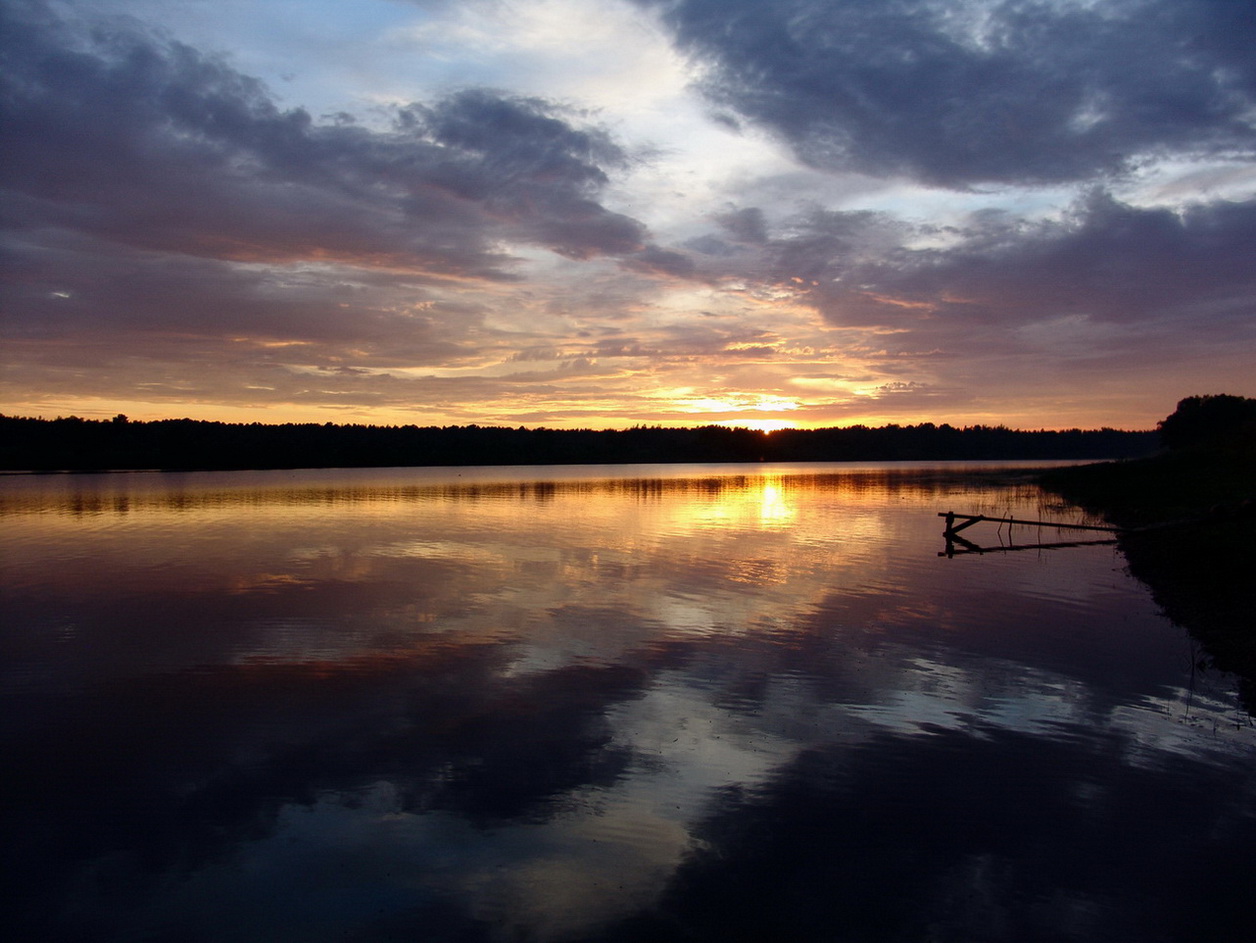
[2,464,1253,941]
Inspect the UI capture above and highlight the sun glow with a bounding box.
[718,418,797,433]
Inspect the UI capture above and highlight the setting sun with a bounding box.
[718,418,797,433]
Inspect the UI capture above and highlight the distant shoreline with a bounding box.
[1,415,1156,473]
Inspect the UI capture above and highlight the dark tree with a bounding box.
[1157,394,1256,451]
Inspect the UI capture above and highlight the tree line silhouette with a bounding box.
[1,414,1158,472]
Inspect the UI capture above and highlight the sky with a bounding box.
[2,0,1255,431]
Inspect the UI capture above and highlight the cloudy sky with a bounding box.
[3,0,1254,430]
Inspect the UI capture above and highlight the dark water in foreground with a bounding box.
[2,463,1253,942]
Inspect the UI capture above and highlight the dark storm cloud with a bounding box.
[621,244,697,277]
[404,89,648,259]
[0,0,645,284]
[685,207,772,256]
[784,192,1256,333]
[716,207,769,245]
[0,231,485,365]
[636,0,1256,187]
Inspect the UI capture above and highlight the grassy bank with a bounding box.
[1039,444,1256,529]
[1040,437,1256,711]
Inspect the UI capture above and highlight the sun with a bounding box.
[717,418,798,433]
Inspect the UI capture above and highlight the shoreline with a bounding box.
[1040,445,1256,712]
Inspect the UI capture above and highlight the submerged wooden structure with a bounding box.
[938,511,1123,557]
[940,497,1253,557]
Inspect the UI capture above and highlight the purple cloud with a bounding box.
[636,0,1256,187]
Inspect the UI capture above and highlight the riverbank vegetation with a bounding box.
[1040,395,1256,711]
[0,415,1155,472]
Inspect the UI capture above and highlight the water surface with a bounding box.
[3,463,1253,942]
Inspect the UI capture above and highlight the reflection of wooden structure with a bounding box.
[938,511,1123,557]
[940,500,1253,557]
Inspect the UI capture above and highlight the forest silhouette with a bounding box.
[1,415,1155,472]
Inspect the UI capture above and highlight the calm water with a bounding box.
[2,463,1253,942]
